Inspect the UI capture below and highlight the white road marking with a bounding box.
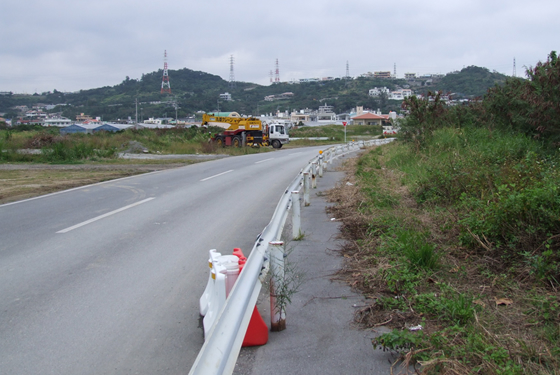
[57,197,155,233]
[0,170,163,208]
[200,170,234,181]
[255,158,274,164]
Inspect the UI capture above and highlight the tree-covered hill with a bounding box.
[0,64,510,122]
[427,66,509,98]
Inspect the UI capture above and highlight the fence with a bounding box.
[188,139,395,375]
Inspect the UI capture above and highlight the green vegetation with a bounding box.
[428,66,508,98]
[0,125,268,164]
[0,122,384,164]
[289,124,382,143]
[331,52,560,374]
[0,64,509,123]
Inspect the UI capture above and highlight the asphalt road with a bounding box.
[0,147,325,374]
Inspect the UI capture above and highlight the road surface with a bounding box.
[0,146,325,374]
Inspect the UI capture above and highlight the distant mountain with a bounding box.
[0,65,509,122]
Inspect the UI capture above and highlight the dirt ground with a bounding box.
[0,161,195,205]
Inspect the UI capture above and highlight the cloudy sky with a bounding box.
[1,0,558,93]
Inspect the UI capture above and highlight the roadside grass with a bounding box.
[0,124,380,164]
[0,123,378,203]
[289,124,382,141]
[328,134,560,374]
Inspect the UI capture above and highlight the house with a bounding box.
[351,112,388,126]
[374,71,392,79]
[76,113,93,122]
[369,87,390,97]
[219,92,232,101]
[389,89,413,100]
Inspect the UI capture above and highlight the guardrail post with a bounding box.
[311,162,317,189]
[269,241,286,332]
[303,172,310,206]
[291,191,301,239]
[318,153,324,177]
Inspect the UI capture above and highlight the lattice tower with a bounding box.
[229,55,236,88]
[161,50,171,94]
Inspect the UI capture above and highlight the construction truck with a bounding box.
[203,113,289,148]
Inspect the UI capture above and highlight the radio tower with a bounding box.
[513,57,517,77]
[229,55,236,88]
[161,50,171,94]
[274,58,280,84]
[394,63,397,78]
[269,70,273,84]
[346,61,350,78]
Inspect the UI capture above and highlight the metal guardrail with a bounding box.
[188,139,395,375]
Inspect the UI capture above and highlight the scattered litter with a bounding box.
[346,182,354,186]
[495,297,514,306]
[408,325,423,331]
[330,218,337,221]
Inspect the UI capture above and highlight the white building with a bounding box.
[369,87,390,97]
[219,92,232,101]
[43,117,73,127]
[389,90,413,100]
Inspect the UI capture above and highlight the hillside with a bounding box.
[430,66,508,97]
[0,65,509,122]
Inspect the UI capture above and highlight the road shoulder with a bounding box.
[234,154,394,375]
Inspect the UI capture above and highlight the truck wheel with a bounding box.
[215,137,225,147]
[232,136,242,147]
[272,140,281,149]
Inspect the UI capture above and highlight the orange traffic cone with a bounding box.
[242,306,268,346]
[232,248,269,347]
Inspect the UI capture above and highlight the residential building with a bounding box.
[351,112,388,126]
[43,117,73,127]
[76,113,93,122]
[369,87,390,97]
[374,71,392,79]
[219,92,232,101]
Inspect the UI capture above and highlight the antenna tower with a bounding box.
[229,55,236,88]
[274,58,280,83]
[346,61,350,78]
[513,57,517,77]
[394,63,397,78]
[161,50,171,94]
[269,70,273,84]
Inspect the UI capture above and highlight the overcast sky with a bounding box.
[1,0,558,94]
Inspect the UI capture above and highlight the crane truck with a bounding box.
[202,113,289,148]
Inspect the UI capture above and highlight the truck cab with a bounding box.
[268,123,290,149]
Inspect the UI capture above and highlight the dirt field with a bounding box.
[0,161,197,205]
